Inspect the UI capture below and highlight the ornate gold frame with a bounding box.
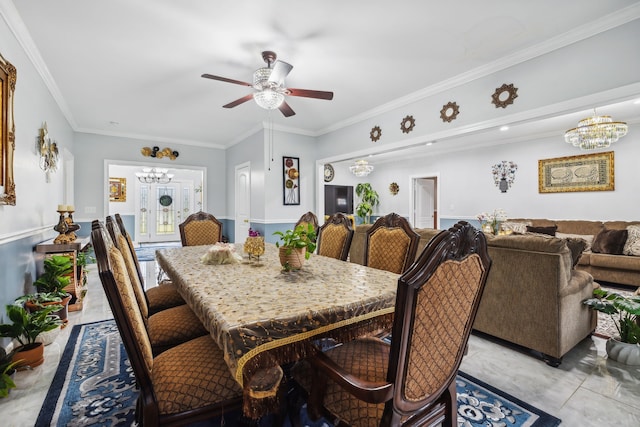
[538,151,614,193]
[109,177,127,202]
[0,53,17,205]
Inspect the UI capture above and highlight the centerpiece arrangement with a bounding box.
[477,208,507,235]
[583,288,640,365]
[201,242,242,265]
[273,223,317,271]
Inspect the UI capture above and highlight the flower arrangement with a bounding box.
[201,242,242,265]
[477,209,507,234]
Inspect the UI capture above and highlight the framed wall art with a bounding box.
[109,177,127,202]
[283,156,300,205]
[538,151,614,193]
[0,53,17,206]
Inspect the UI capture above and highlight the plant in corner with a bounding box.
[583,288,640,365]
[355,183,379,224]
[273,223,317,271]
[0,304,62,369]
[0,347,20,398]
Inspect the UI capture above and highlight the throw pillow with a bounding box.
[526,225,557,236]
[623,225,640,256]
[591,228,628,255]
[501,221,530,234]
[565,237,587,268]
[556,232,594,252]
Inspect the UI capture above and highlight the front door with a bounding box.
[138,183,183,242]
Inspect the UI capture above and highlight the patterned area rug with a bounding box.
[37,320,561,427]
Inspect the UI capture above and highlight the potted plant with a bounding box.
[273,223,317,271]
[0,347,20,398]
[583,288,640,365]
[0,304,62,369]
[30,255,74,321]
[355,183,379,224]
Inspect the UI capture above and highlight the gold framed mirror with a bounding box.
[0,53,16,206]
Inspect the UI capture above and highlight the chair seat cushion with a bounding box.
[148,304,208,354]
[153,335,242,415]
[146,282,185,314]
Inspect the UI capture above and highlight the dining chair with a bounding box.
[364,212,420,274]
[99,220,208,355]
[295,211,319,240]
[179,211,223,246]
[316,212,354,261]
[91,221,243,426]
[295,221,492,426]
[113,213,185,314]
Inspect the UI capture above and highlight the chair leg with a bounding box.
[307,366,329,421]
[443,381,457,427]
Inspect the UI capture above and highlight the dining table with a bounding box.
[156,242,400,417]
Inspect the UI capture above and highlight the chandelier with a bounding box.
[136,168,174,184]
[564,112,628,150]
[349,159,374,177]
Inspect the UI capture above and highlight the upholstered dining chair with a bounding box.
[295,221,492,426]
[179,211,223,246]
[295,211,319,240]
[364,212,420,274]
[91,221,243,426]
[110,214,185,314]
[316,212,354,261]
[99,220,207,355]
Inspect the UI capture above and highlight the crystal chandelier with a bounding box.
[136,168,174,184]
[564,112,628,150]
[253,67,284,110]
[349,159,374,177]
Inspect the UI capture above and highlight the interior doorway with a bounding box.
[234,162,251,243]
[411,176,438,229]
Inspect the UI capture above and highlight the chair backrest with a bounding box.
[317,212,354,261]
[384,221,491,422]
[179,211,222,246]
[295,211,319,237]
[364,213,420,274]
[91,220,155,405]
[114,213,145,288]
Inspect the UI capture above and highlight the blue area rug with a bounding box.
[134,242,181,262]
[36,320,561,426]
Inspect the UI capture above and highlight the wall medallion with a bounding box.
[440,102,460,122]
[491,83,518,108]
[370,126,382,142]
[400,115,415,134]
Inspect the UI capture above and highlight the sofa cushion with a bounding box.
[501,221,530,234]
[589,253,640,272]
[623,225,640,256]
[526,225,557,236]
[556,232,594,252]
[487,234,567,253]
[555,220,603,236]
[592,228,628,255]
[565,238,587,268]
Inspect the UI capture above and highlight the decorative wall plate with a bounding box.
[389,182,399,195]
[491,83,518,108]
[324,163,335,182]
[400,115,415,134]
[370,126,382,142]
[440,102,460,122]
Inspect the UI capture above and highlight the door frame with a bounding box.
[409,173,440,229]
[234,161,251,243]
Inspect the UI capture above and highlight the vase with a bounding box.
[606,337,640,365]
[278,246,306,270]
[12,342,45,370]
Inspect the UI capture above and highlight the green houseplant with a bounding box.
[273,223,317,271]
[583,288,640,365]
[0,347,20,398]
[26,255,74,321]
[0,304,63,369]
[355,183,379,224]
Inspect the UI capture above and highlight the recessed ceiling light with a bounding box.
[500,126,509,131]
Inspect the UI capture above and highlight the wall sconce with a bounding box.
[141,146,179,160]
[39,122,59,177]
[492,161,518,192]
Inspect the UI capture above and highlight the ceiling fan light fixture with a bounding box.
[254,89,284,110]
[564,112,628,150]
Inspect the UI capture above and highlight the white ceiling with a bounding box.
[5,0,640,150]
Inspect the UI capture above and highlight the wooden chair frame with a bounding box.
[179,211,222,246]
[316,212,354,261]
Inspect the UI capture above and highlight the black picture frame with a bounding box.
[283,156,300,205]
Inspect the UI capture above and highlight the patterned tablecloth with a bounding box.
[156,243,399,385]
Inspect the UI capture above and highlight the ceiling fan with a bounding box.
[201,51,333,117]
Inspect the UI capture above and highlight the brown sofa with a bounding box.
[349,224,596,366]
[509,219,640,288]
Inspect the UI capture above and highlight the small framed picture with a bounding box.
[109,177,127,202]
[283,157,300,205]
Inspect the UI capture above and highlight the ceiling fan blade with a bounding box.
[279,100,296,117]
[287,88,334,100]
[223,94,254,108]
[202,73,253,87]
[268,60,293,84]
